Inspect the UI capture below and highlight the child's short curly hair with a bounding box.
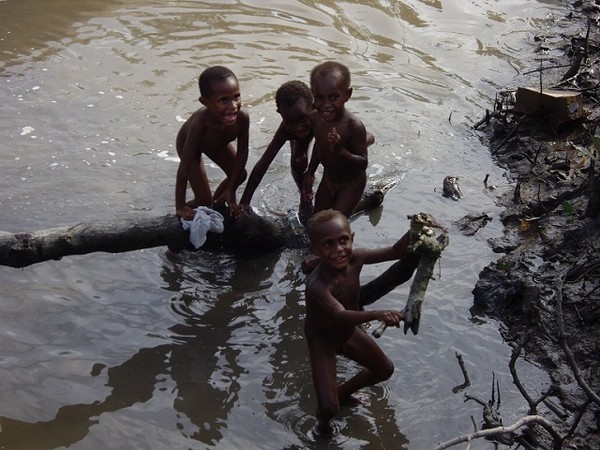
[310,61,351,90]
[199,66,237,97]
[306,209,350,241]
[275,80,313,109]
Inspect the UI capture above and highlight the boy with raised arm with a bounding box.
[175,66,249,220]
[303,61,371,218]
[304,209,411,435]
[239,80,315,221]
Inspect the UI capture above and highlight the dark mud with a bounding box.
[471,1,600,448]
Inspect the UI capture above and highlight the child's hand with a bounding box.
[224,191,241,218]
[327,127,341,148]
[229,201,241,218]
[238,202,254,215]
[177,206,196,221]
[302,173,315,199]
[376,310,403,327]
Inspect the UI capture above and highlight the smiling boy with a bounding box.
[303,61,371,218]
[239,80,315,220]
[175,66,249,220]
[304,209,411,434]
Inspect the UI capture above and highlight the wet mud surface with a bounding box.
[471,1,600,448]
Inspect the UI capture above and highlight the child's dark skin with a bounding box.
[239,96,313,214]
[304,209,410,434]
[176,68,249,220]
[303,63,371,218]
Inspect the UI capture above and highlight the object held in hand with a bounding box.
[372,321,388,338]
[372,212,449,338]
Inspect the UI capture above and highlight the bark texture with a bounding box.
[0,183,391,268]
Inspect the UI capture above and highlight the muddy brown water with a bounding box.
[0,1,574,448]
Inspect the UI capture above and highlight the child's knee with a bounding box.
[374,358,395,382]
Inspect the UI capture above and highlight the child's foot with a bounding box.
[315,421,335,437]
[340,392,370,407]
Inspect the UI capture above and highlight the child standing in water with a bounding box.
[303,61,371,218]
[239,80,315,221]
[304,209,411,434]
[175,66,249,219]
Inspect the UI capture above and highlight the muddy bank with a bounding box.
[470,1,600,448]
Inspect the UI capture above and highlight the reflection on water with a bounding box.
[0,0,566,448]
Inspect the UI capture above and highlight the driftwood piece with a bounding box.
[372,212,449,337]
[0,183,391,268]
[433,415,563,450]
[403,213,449,334]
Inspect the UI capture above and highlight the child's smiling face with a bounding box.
[309,216,354,270]
[200,76,242,126]
[278,97,312,138]
[311,71,351,122]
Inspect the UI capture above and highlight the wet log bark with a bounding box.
[370,212,449,337]
[0,182,392,268]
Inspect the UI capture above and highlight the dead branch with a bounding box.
[492,115,527,155]
[510,338,566,422]
[433,415,563,450]
[555,275,600,406]
[565,399,592,441]
[451,352,471,393]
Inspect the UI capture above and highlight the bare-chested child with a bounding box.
[304,209,411,434]
[175,66,249,220]
[303,61,372,218]
[239,80,315,221]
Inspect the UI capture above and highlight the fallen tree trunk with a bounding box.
[0,181,394,268]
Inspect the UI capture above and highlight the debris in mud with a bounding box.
[466,1,600,448]
[513,86,585,129]
[454,213,493,236]
[441,175,463,201]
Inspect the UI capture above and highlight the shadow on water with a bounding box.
[0,0,570,447]
[0,245,409,449]
[0,252,258,448]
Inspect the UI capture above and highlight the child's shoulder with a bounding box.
[351,246,367,255]
[349,247,370,264]
[185,107,207,125]
[234,108,251,129]
[345,109,365,126]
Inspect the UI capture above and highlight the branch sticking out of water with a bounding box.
[433,415,563,450]
[451,352,471,394]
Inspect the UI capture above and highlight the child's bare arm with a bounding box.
[221,112,250,214]
[302,143,320,200]
[357,231,412,265]
[310,281,403,327]
[175,121,203,219]
[328,121,368,171]
[239,123,287,211]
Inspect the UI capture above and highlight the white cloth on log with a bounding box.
[180,207,224,249]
